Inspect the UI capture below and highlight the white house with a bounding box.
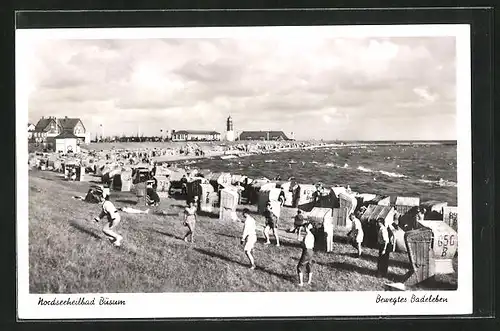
[33,116,91,147]
[55,132,81,154]
[28,123,35,139]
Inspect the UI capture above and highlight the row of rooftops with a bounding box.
[169,130,292,140]
[173,130,221,135]
[28,117,292,140]
[30,116,86,133]
[28,128,292,141]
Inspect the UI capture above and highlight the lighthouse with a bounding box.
[226,115,235,142]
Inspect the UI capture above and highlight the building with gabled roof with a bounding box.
[171,130,221,142]
[32,116,90,147]
[238,131,291,141]
[28,123,35,139]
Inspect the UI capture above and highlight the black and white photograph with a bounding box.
[16,24,472,319]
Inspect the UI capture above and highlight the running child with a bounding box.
[297,222,315,286]
[263,201,280,246]
[93,193,123,247]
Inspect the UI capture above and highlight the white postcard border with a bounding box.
[16,24,472,319]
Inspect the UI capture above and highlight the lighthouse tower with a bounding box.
[226,115,235,142]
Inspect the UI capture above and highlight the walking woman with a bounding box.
[183,200,198,243]
[349,213,364,257]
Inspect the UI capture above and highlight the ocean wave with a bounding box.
[310,161,320,164]
[378,170,407,178]
[357,166,373,173]
[322,162,349,169]
[356,166,406,178]
[264,159,276,163]
[418,178,457,187]
[440,181,457,188]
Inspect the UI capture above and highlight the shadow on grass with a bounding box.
[171,203,188,209]
[39,176,57,182]
[215,233,239,239]
[168,204,219,219]
[148,228,184,241]
[193,248,295,283]
[235,207,261,215]
[30,186,42,193]
[255,236,301,249]
[280,240,302,249]
[216,233,301,250]
[416,276,457,291]
[332,235,351,245]
[316,260,403,283]
[198,211,219,219]
[169,194,189,201]
[115,199,139,205]
[337,252,411,270]
[69,221,101,240]
[152,211,180,217]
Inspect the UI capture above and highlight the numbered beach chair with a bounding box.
[307,207,335,252]
[219,188,239,222]
[403,227,434,287]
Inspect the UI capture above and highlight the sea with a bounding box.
[177,144,457,205]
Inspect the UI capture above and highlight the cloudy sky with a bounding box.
[26,36,457,140]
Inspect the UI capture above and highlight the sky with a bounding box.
[26,36,457,140]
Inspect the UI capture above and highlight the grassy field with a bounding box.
[28,170,457,293]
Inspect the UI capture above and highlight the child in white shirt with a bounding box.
[94,194,123,247]
[240,208,257,269]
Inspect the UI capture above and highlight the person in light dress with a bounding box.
[240,208,257,270]
[349,213,364,257]
[183,201,198,243]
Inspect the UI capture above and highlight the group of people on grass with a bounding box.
[237,203,316,287]
[347,210,400,278]
[91,189,316,286]
[91,185,406,286]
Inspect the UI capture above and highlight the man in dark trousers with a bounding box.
[376,218,391,278]
[297,222,315,286]
[150,172,158,190]
[180,175,188,196]
[146,181,160,207]
[263,202,280,247]
[291,209,306,240]
[278,187,286,207]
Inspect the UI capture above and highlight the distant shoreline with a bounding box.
[85,140,457,150]
[151,143,342,164]
[148,140,455,164]
[80,140,456,165]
